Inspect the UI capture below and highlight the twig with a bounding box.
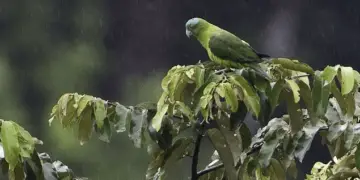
[197,163,225,177]
[191,133,203,180]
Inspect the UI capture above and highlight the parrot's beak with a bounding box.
[186,30,192,38]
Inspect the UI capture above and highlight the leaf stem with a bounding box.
[191,133,203,180]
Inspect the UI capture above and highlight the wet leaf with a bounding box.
[93,99,107,129]
[229,75,260,117]
[1,121,20,170]
[285,79,300,103]
[338,66,354,95]
[207,129,237,180]
[223,83,238,112]
[114,103,131,133]
[312,71,331,117]
[269,80,285,112]
[78,107,93,145]
[271,58,314,74]
[151,104,169,132]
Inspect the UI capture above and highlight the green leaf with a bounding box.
[1,121,20,171]
[258,118,288,167]
[146,138,193,180]
[239,123,252,150]
[129,107,149,148]
[321,66,338,86]
[271,58,314,74]
[59,94,78,128]
[93,99,107,129]
[175,101,194,121]
[78,107,93,145]
[284,91,303,133]
[216,115,242,165]
[76,95,92,116]
[223,82,238,112]
[152,104,169,132]
[14,123,35,158]
[207,129,237,180]
[355,143,360,171]
[229,75,260,117]
[269,80,285,112]
[114,103,131,133]
[295,120,327,162]
[195,66,205,90]
[285,79,300,103]
[267,159,286,180]
[203,82,217,95]
[312,71,331,117]
[287,160,298,180]
[338,66,355,95]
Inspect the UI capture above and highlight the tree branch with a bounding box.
[191,133,203,180]
[197,163,225,177]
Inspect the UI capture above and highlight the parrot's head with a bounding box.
[185,17,209,38]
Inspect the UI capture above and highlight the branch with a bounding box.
[191,133,203,180]
[197,163,225,177]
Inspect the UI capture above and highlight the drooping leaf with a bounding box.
[1,121,20,171]
[152,104,169,132]
[285,79,300,103]
[269,80,285,112]
[77,107,93,145]
[258,118,288,167]
[284,91,303,133]
[113,103,131,133]
[312,71,331,118]
[294,120,327,162]
[207,129,237,180]
[229,75,260,117]
[129,107,149,148]
[93,99,107,129]
[223,82,238,112]
[338,66,355,95]
[271,58,314,74]
[321,66,338,86]
[267,158,286,180]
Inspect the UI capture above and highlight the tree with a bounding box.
[1,58,360,180]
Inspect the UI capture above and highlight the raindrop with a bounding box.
[223,144,227,148]
[233,134,237,137]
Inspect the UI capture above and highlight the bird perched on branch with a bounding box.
[185,17,272,80]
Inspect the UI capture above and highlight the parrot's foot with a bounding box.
[214,68,232,75]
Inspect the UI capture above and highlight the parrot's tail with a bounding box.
[246,63,274,81]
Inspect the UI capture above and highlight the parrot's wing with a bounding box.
[208,31,267,63]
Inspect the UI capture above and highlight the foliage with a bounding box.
[3,58,360,179]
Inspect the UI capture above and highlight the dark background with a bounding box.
[0,0,359,179]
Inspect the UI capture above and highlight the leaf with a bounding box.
[312,71,331,118]
[146,138,193,180]
[258,118,288,167]
[195,66,205,90]
[93,99,107,129]
[207,129,237,180]
[223,82,238,112]
[25,150,45,180]
[53,160,75,179]
[285,79,300,103]
[284,91,303,133]
[229,75,260,117]
[269,80,285,112]
[114,103,131,133]
[321,66,338,86]
[59,94,78,128]
[128,107,149,148]
[151,104,169,132]
[239,123,252,150]
[14,123,35,158]
[294,120,327,162]
[1,121,20,170]
[338,66,354,95]
[355,143,360,171]
[271,58,314,74]
[78,107,93,145]
[267,159,286,180]
[76,95,92,116]
[287,160,298,179]
[175,101,194,121]
[216,115,242,165]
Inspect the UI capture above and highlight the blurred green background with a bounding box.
[1,0,360,179]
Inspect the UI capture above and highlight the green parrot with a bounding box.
[185,17,272,79]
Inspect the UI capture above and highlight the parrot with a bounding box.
[185,17,272,80]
